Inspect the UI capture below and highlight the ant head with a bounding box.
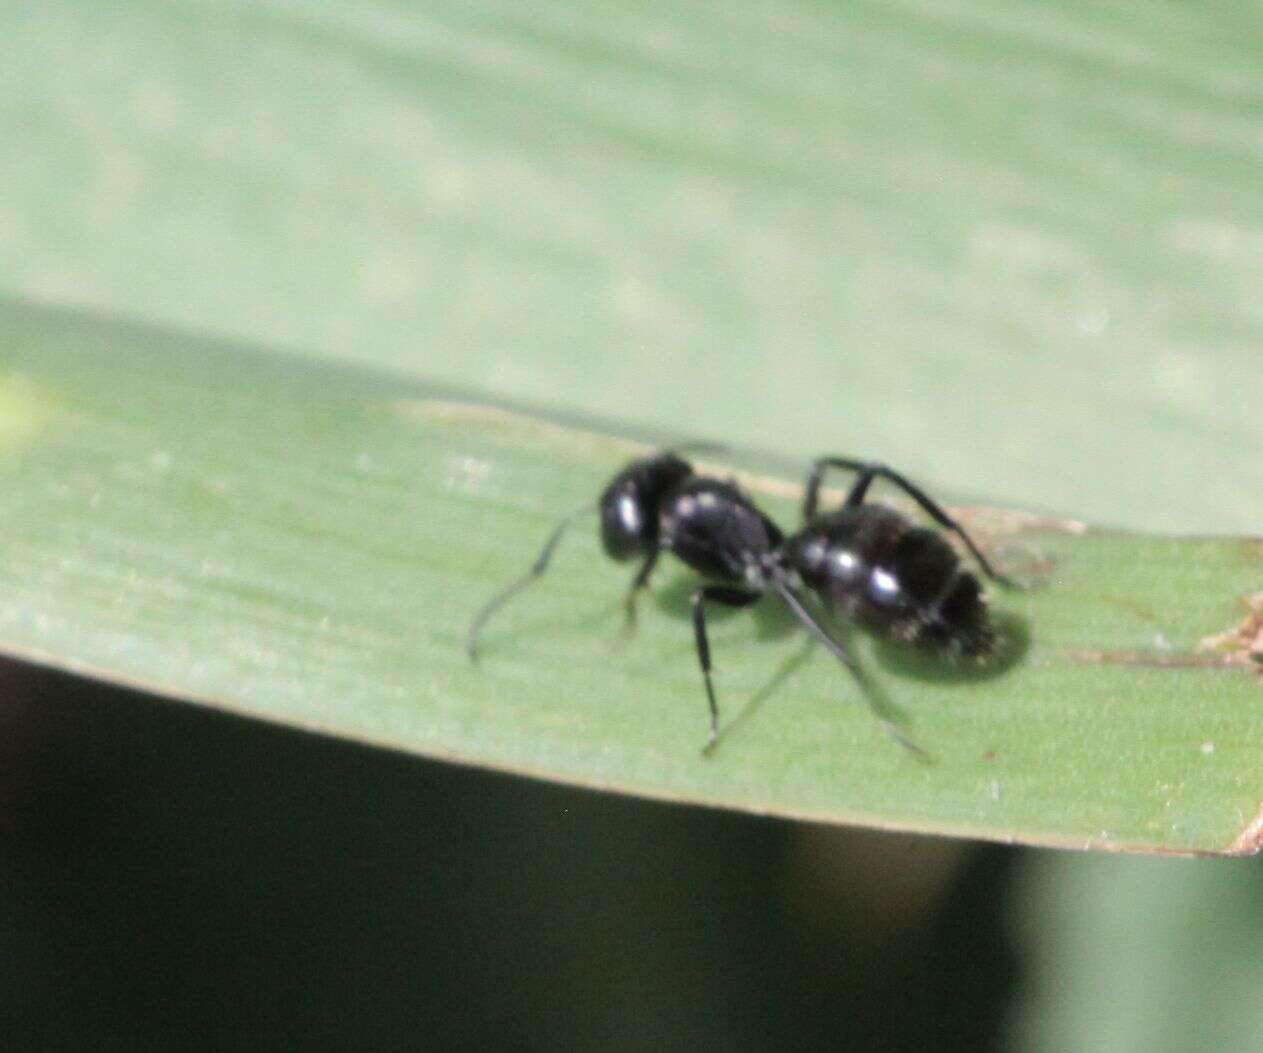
[599,452,694,561]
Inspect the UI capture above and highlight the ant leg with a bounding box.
[770,579,927,759]
[803,456,875,521]
[812,457,1016,588]
[803,456,873,521]
[621,548,661,632]
[466,504,596,660]
[801,458,834,523]
[691,585,761,753]
[847,464,1015,587]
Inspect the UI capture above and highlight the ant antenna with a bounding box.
[769,576,929,761]
[467,504,597,661]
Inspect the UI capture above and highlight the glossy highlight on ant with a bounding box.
[467,447,1016,754]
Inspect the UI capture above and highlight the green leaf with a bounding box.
[4,300,1261,854]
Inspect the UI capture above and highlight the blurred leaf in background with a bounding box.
[1014,853,1263,1051]
[3,1,1261,530]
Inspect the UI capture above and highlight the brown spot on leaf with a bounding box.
[1198,593,1263,672]
[1083,594,1159,624]
[1238,538,1263,561]
[1061,648,1244,670]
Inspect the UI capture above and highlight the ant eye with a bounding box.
[616,493,641,533]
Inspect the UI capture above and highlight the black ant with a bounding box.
[467,449,1016,754]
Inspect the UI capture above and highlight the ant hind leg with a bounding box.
[802,456,871,522]
[807,457,1017,588]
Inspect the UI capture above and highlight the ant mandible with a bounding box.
[467,448,1016,754]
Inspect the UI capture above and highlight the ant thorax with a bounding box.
[657,477,785,588]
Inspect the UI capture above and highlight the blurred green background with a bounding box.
[3,1,1262,1049]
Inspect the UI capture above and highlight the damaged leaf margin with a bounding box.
[1200,593,1263,671]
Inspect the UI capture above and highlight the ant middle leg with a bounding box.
[690,585,761,753]
[804,457,1016,588]
[770,579,926,758]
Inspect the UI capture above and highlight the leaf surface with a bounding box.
[5,301,1261,854]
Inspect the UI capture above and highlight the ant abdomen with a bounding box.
[788,505,994,659]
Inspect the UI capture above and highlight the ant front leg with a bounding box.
[808,457,1017,589]
[690,585,760,754]
[467,504,595,660]
[621,548,660,634]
